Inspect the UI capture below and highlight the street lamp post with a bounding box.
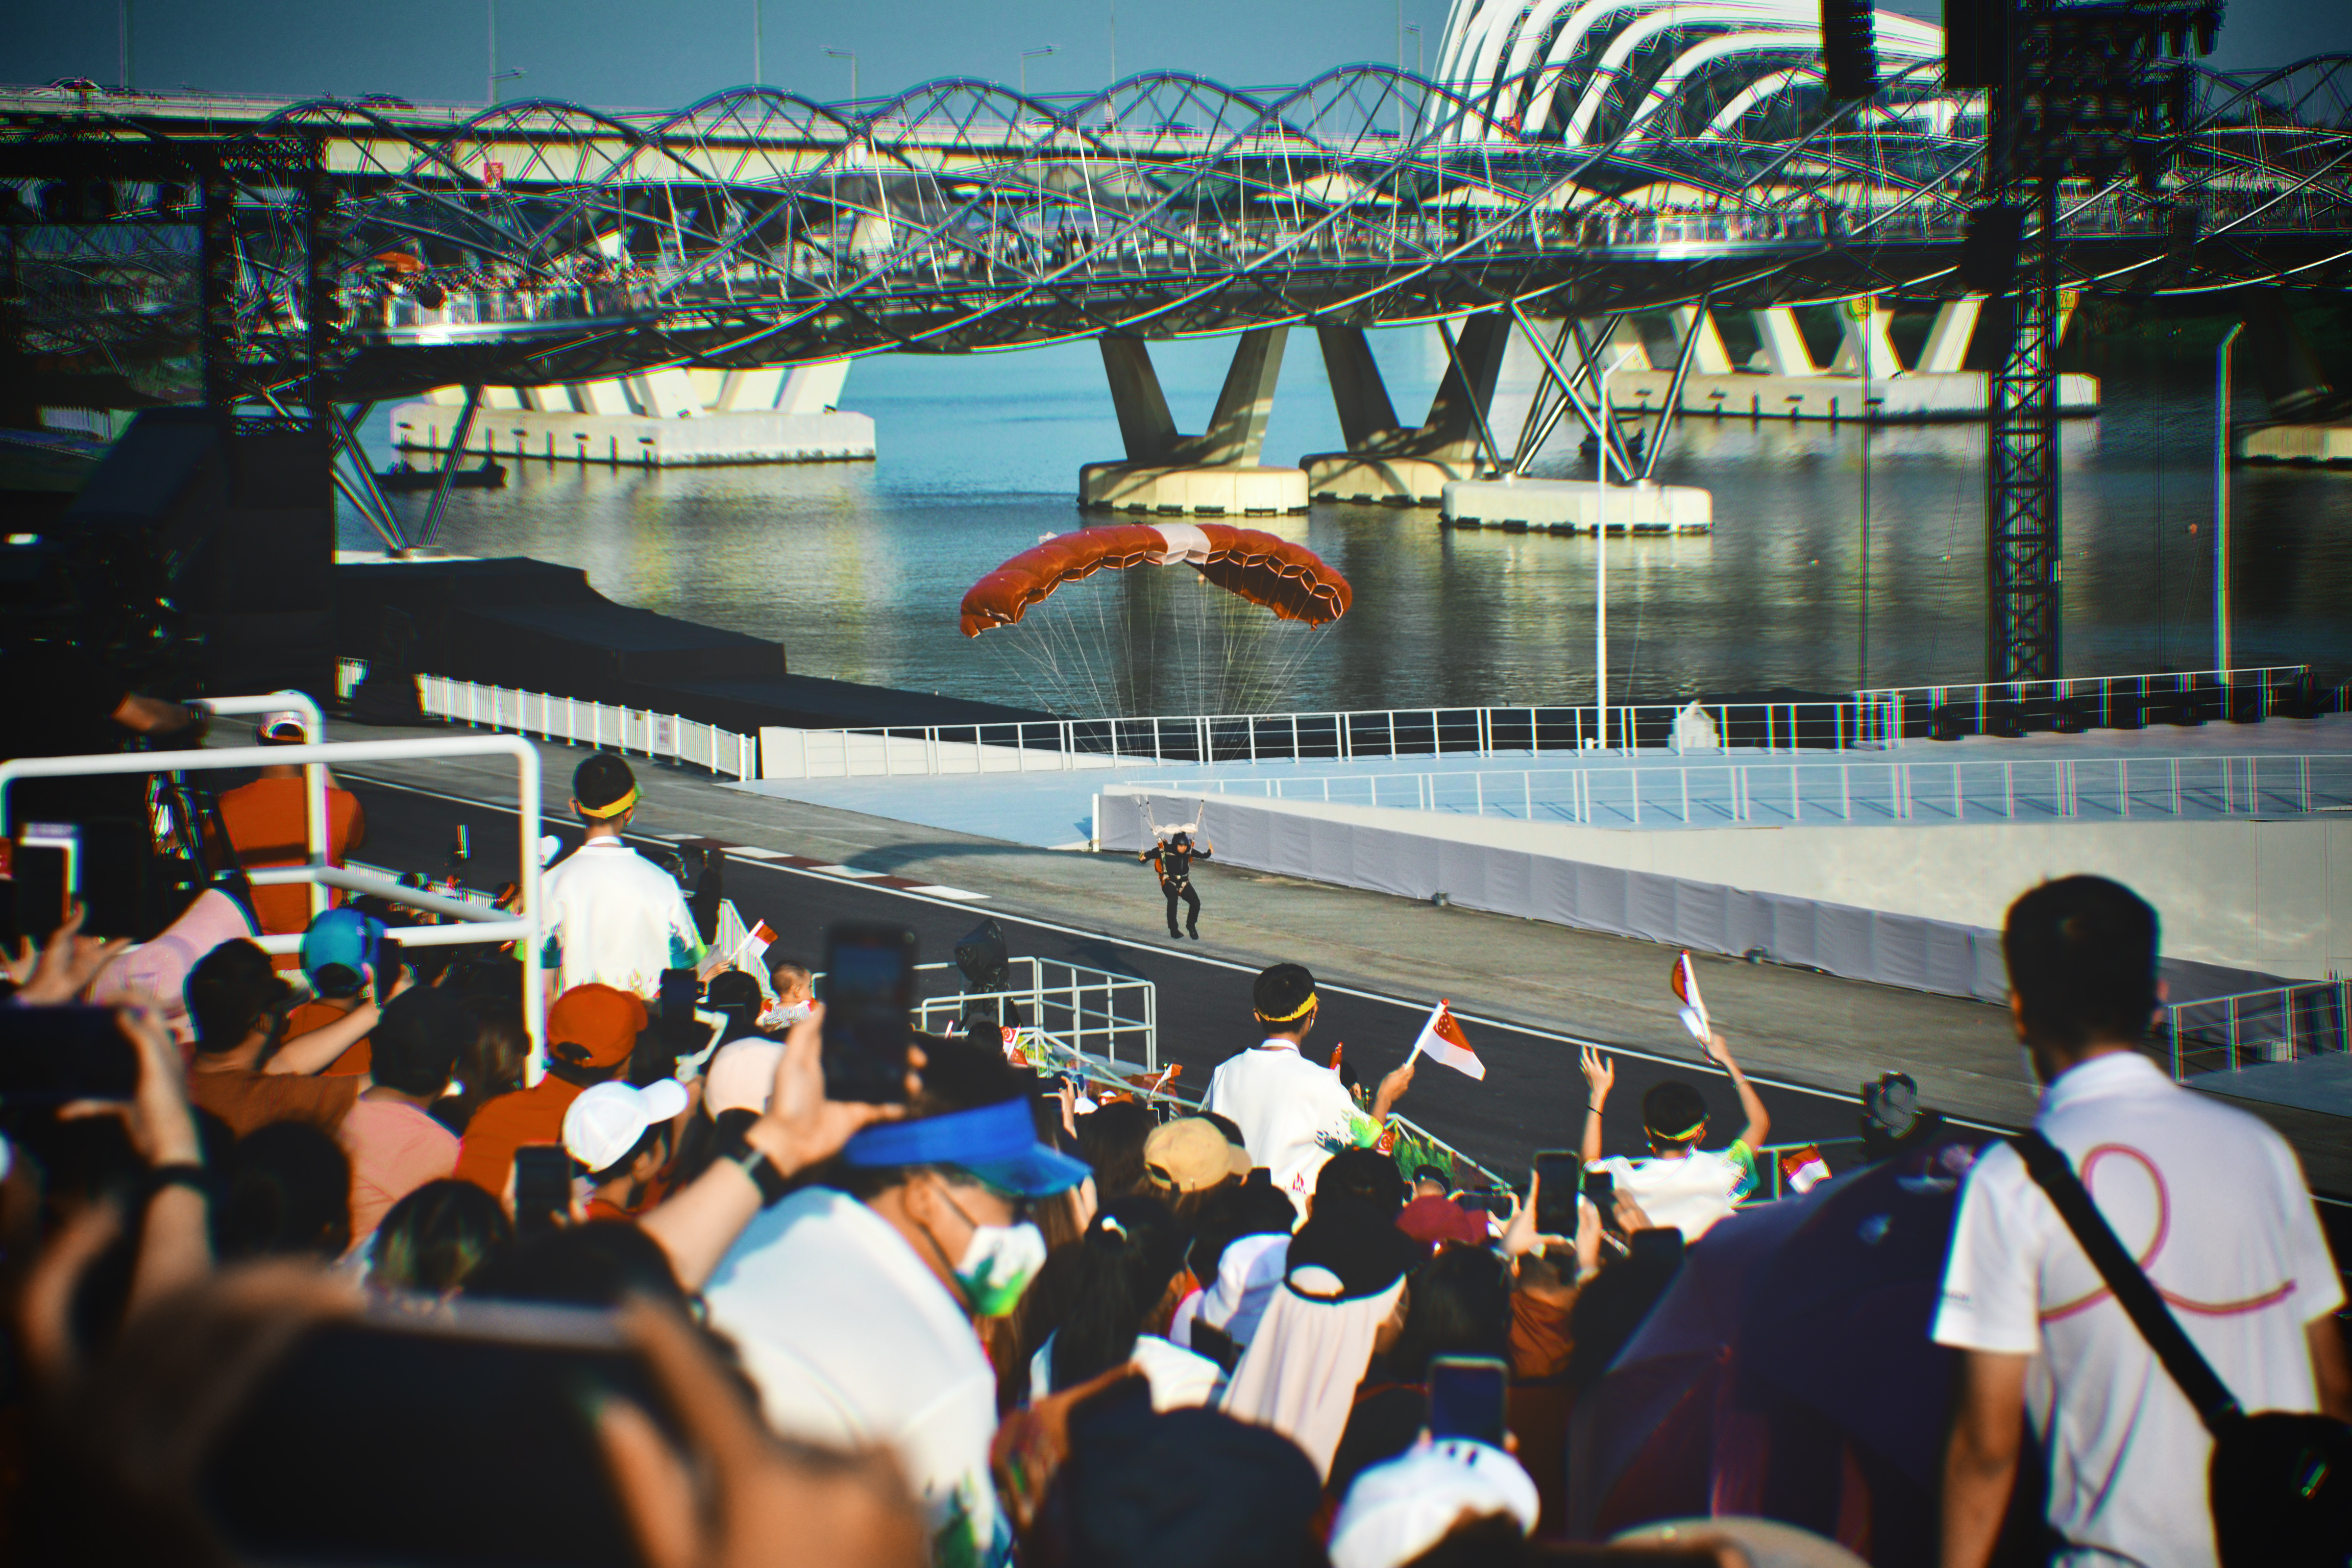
[753,0,763,85]
[2214,321,2245,674]
[825,47,858,107]
[1594,348,1636,748]
[1020,44,1055,99]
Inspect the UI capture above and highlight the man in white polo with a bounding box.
[1204,963,1415,1211]
[540,752,705,1002]
[1936,875,2351,1568]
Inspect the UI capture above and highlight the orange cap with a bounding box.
[547,984,649,1068]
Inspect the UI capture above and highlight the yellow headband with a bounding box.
[1255,992,1318,1024]
[578,787,639,819]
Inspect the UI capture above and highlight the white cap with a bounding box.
[703,1038,784,1116]
[561,1079,689,1174]
[255,709,310,742]
[1328,1440,1540,1568]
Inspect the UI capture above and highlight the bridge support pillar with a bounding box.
[1749,308,1820,377]
[1300,317,1510,506]
[1917,297,1984,375]
[1080,329,1307,516]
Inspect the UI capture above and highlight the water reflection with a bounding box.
[353,338,2350,715]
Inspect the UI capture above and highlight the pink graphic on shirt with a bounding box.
[2039,1143,2297,1323]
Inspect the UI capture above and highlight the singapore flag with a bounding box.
[1408,1000,1485,1081]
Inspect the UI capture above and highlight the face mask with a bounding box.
[757,998,813,1031]
[952,1219,1047,1318]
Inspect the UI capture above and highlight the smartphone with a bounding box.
[1533,1149,1581,1236]
[1426,1355,1510,1447]
[0,1004,138,1104]
[819,921,918,1105]
[512,1144,573,1237]
[373,934,405,1009]
[199,1300,674,1568]
[12,822,79,944]
[1457,1190,1514,1217]
[1583,1168,1615,1212]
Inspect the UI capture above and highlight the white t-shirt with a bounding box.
[1027,1331,1224,1411]
[540,837,704,1000]
[703,1187,1009,1567]
[1933,1050,2342,1568]
[1589,1142,1758,1242]
[1205,1040,1363,1209]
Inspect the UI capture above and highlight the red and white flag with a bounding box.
[1407,1000,1484,1081]
[1779,1145,1831,1195]
[701,918,776,982]
[1669,951,1712,1054]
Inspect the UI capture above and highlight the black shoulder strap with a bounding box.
[2009,1130,2245,1434]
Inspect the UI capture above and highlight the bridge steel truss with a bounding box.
[5,56,2351,411]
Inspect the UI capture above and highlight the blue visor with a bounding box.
[843,1098,1093,1197]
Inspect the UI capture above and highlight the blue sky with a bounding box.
[7,0,2343,111]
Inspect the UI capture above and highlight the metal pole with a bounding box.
[753,0,762,84]
[1860,295,1873,688]
[118,0,131,89]
[2214,322,2244,674]
[418,385,484,551]
[487,0,497,104]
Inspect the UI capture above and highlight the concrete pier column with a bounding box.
[777,361,851,416]
[1749,308,1819,377]
[1302,316,1509,506]
[2237,292,2352,463]
[1669,306,1735,375]
[1081,330,1308,516]
[1829,297,1902,380]
[1917,297,1983,375]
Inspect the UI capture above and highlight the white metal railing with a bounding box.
[1138,750,2352,828]
[2165,978,2350,1081]
[0,728,550,1075]
[751,667,2328,781]
[1861,665,2313,742]
[755,700,1883,781]
[910,955,1159,1073]
[333,660,760,781]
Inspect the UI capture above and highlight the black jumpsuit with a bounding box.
[1140,840,1210,938]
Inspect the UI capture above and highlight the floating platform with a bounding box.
[2240,423,2352,465]
[1078,462,1308,517]
[1607,369,2100,422]
[388,404,877,468]
[1440,478,1712,534]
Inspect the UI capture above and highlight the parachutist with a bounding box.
[1140,828,1211,939]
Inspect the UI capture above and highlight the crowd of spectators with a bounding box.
[1,733,2345,1568]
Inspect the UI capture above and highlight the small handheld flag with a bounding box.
[700,918,776,983]
[1669,951,1713,1060]
[1407,1000,1485,1081]
[1779,1145,1830,1195]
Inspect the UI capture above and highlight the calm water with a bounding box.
[350,329,2352,716]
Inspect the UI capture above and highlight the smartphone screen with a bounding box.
[1426,1355,1510,1447]
[819,922,917,1105]
[12,823,79,944]
[200,1301,674,1568]
[1583,1168,1615,1212]
[0,1004,138,1105]
[1533,1149,1580,1236]
[512,1144,573,1237]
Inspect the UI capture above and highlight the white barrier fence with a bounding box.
[336,662,758,781]
[2165,979,2351,1080]
[1146,750,2352,828]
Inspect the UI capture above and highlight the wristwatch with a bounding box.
[146,1162,212,1202]
[720,1127,792,1208]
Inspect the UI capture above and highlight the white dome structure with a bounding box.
[1433,0,1950,146]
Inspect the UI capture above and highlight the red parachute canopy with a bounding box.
[960,523,1352,638]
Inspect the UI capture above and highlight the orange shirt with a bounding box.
[216,776,366,936]
[284,998,372,1076]
[187,1065,360,1139]
[453,1078,585,1197]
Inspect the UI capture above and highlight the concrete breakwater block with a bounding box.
[1440,478,1712,534]
[1608,369,2100,422]
[2240,423,2352,466]
[1301,452,1477,508]
[1079,462,1309,517]
[390,404,876,467]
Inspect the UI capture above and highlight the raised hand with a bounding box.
[1579,1044,1615,1107]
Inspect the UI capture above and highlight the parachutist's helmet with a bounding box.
[1170,831,1191,847]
